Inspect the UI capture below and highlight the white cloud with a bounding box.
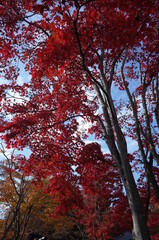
[77,116,93,135]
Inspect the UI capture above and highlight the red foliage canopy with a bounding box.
[0,0,159,239]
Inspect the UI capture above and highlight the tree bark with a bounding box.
[118,155,151,240]
[96,91,151,240]
[95,76,151,240]
[74,19,151,239]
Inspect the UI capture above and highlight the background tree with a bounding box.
[0,155,86,240]
[75,143,132,240]
[24,183,82,240]
[0,147,32,240]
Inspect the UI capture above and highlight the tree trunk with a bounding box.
[146,161,159,200]
[98,90,151,240]
[74,20,151,238]
[104,136,151,240]
[99,129,151,240]
[119,157,151,240]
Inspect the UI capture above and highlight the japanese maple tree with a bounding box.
[0,1,159,240]
[76,143,132,240]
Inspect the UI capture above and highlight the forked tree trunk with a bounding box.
[95,83,151,240]
[103,134,151,240]
[74,18,151,238]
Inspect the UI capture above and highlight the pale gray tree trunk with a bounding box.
[93,62,151,240]
[97,95,151,240]
[74,18,151,239]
